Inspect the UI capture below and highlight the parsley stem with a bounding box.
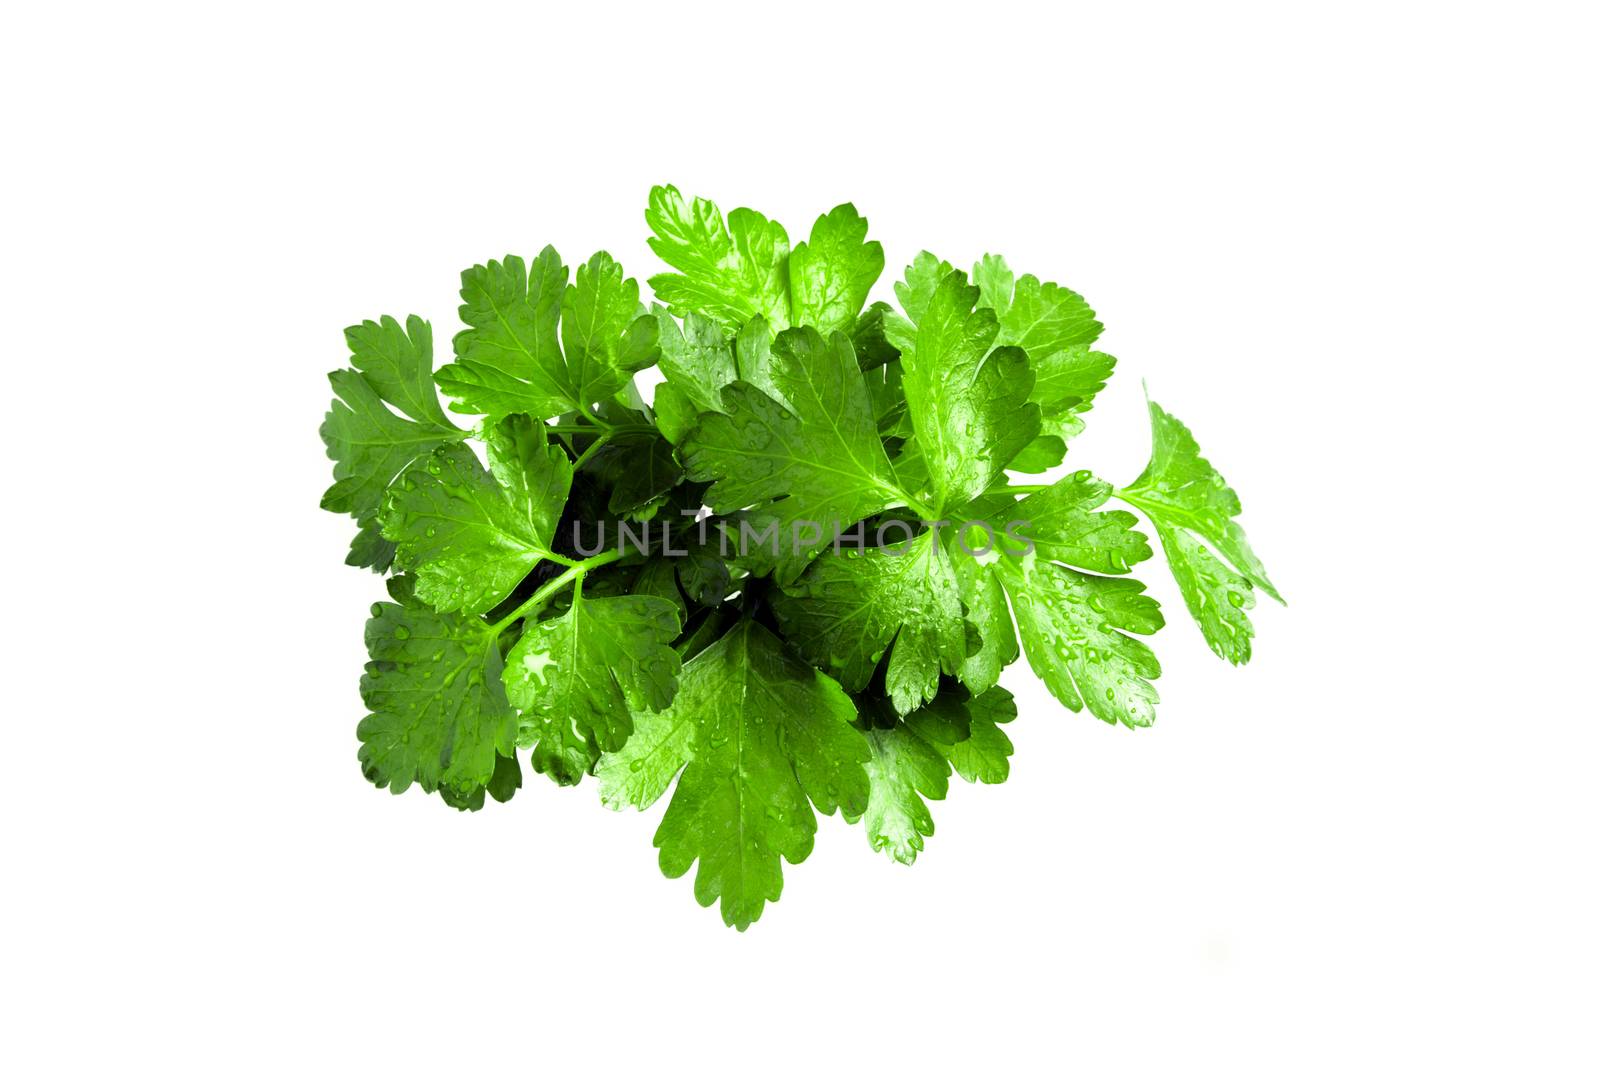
[983,484,1051,495]
[570,434,609,472]
[579,408,618,433]
[490,548,624,635]
[546,423,656,438]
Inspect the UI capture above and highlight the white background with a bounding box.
[5,2,1596,1063]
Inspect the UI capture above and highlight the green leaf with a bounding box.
[946,543,1019,694]
[651,311,781,449]
[851,302,901,371]
[1119,398,1282,664]
[848,685,1018,863]
[788,203,884,337]
[435,248,570,417]
[345,314,458,428]
[586,432,684,520]
[439,750,524,812]
[379,418,572,614]
[931,685,1018,785]
[856,717,950,864]
[357,592,517,796]
[653,307,736,414]
[562,251,661,406]
[728,317,780,404]
[773,531,966,714]
[503,588,682,786]
[482,414,573,548]
[652,381,699,447]
[984,474,1163,727]
[597,619,870,930]
[680,326,908,575]
[645,185,791,332]
[320,315,462,569]
[1006,434,1068,475]
[896,268,1041,513]
[890,250,955,330]
[997,553,1163,729]
[865,358,911,437]
[974,254,1116,466]
[645,187,885,342]
[1031,348,1117,424]
[436,248,658,418]
[975,253,1103,352]
[1000,471,1152,574]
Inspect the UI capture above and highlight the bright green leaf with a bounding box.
[379,419,571,614]
[974,254,1116,466]
[436,248,658,418]
[856,719,950,864]
[680,326,909,575]
[504,588,682,785]
[897,269,1041,513]
[946,543,1019,694]
[597,619,870,930]
[561,251,660,406]
[645,185,791,332]
[848,684,1018,863]
[1119,398,1282,664]
[320,315,463,569]
[788,203,884,337]
[997,553,1163,729]
[653,307,736,414]
[357,590,517,796]
[773,531,966,714]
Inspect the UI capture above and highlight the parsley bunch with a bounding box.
[319,186,1282,929]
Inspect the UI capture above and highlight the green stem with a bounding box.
[983,484,1052,495]
[547,422,657,439]
[579,408,617,433]
[490,548,624,635]
[570,435,609,472]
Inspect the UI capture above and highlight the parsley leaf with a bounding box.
[849,685,1018,863]
[788,203,884,336]
[358,577,518,796]
[1119,398,1283,664]
[646,185,792,332]
[773,531,967,714]
[645,186,884,339]
[435,248,659,419]
[379,416,571,614]
[440,751,524,812]
[988,473,1163,728]
[504,588,682,785]
[895,268,1041,513]
[652,307,737,419]
[320,315,463,570]
[974,252,1117,467]
[680,325,909,576]
[997,554,1164,729]
[856,715,951,864]
[946,537,1020,694]
[597,619,870,930]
